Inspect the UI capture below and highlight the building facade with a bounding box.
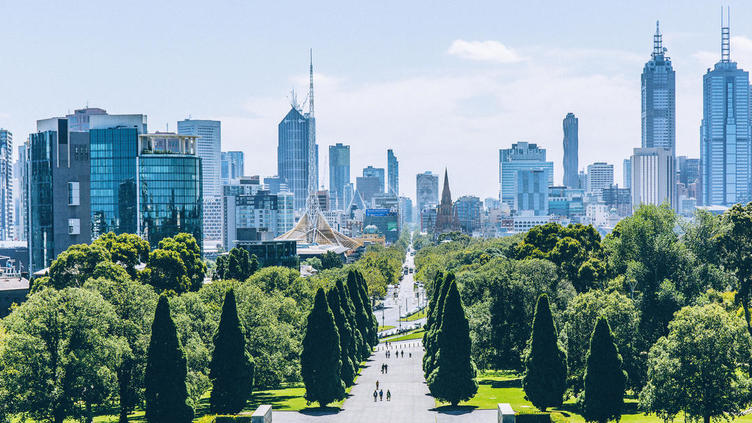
[329,143,350,210]
[278,106,317,210]
[387,149,399,196]
[499,142,553,210]
[642,22,676,154]
[623,158,632,189]
[455,195,482,234]
[14,144,27,241]
[0,130,13,240]
[586,162,614,197]
[223,178,294,249]
[515,169,549,216]
[221,151,244,184]
[631,147,675,209]
[700,19,752,206]
[562,113,579,188]
[28,119,91,272]
[355,176,381,205]
[362,166,385,194]
[416,171,439,214]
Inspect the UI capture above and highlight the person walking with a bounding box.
[401,350,404,358]
[386,389,391,401]
[385,363,388,373]
[373,390,378,402]
[379,389,383,401]
[376,380,379,390]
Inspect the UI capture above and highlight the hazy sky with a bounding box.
[2,0,752,200]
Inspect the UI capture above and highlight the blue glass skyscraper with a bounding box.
[499,142,553,210]
[562,113,578,189]
[328,143,350,209]
[700,15,752,206]
[642,22,676,154]
[387,149,399,196]
[278,106,317,210]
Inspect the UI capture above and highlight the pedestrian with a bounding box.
[401,350,404,358]
[385,363,388,373]
[376,380,379,390]
[379,389,383,401]
[387,390,391,401]
[409,352,412,358]
[373,390,378,402]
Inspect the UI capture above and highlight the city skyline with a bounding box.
[5,2,752,200]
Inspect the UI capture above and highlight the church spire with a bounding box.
[441,168,452,205]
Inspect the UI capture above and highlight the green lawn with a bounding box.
[382,328,425,342]
[435,372,752,422]
[399,309,426,321]
[378,325,395,331]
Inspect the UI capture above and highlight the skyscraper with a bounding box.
[387,149,399,196]
[14,144,27,241]
[700,13,751,206]
[642,22,676,154]
[65,107,108,132]
[221,151,244,184]
[499,142,553,210]
[28,118,91,272]
[631,147,675,209]
[586,162,614,197]
[178,119,222,246]
[416,171,439,214]
[328,143,350,209]
[623,158,632,189]
[562,113,579,188]
[0,130,13,240]
[278,107,316,209]
[362,166,385,193]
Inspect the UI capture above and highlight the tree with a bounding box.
[224,247,254,281]
[84,276,158,423]
[337,278,365,365]
[214,254,228,281]
[720,203,752,339]
[145,295,194,422]
[347,269,373,358]
[147,248,191,293]
[356,269,379,347]
[300,288,346,407]
[327,285,356,386]
[522,294,567,412]
[158,233,206,291]
[582,317,626,423]
[426,279,478,406]
[93,232,151,278]
[47,243,111,290]
[210,289,255,414]
[424,272,454,376]
[639,304,752,423]
[560,291,640,393]
[0,288,122,423]
[321,250,344,270]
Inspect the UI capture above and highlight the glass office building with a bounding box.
[562,113,579,189]
[329,143,350,209]
[278,107,317,210]
[387,149,399,196]
[499,142,553,211]
[700,20,752,206]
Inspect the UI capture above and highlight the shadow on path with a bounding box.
[431,405,478,415]
[298,407,341,416]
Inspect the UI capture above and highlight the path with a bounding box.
[273,245,495,422]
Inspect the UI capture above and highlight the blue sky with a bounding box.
[1,0,751,199]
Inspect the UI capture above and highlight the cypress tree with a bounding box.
[522,294,567,412]
[355,270,378,346]
[582,317,626,423]
[426,280,478,406]
[301,288,346,407]
[337,278,364,366]
[327,286,356,386]
[145,295,194,423]
[422,271,445,349]
[424,272,454,376]
[347,269,372,358]
[209,289,255,414]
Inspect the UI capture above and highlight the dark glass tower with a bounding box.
[328,143,350,209]
[562,113,578,188]
[278,107,317,210]
[387,149,399,196]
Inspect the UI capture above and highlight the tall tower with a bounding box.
[642,21,676,155]
[700,9,752,206]
[387,149,399,196]
[304,49,320,228]
[562,113,578,188]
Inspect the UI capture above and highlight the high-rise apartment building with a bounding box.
[0,130,13,240]
[586,162,614,197]
[416,171,439,214]
[362,166,385,194]
[499,142,553,210]
[387,149,399,196]
[178,119,222,246]
[221,151,244,184]
[28,118,91,272]
[278,106,317,209]
[562,113,579,188]
[700,15,751,206]
[328,143,350,209]
[631,147,675,209]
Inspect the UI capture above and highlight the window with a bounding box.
[68,218,81,235]
[68,182,80,206]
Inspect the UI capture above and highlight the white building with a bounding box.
[177,119,222,245]
[631,147,675,210]
[586,162,614,199]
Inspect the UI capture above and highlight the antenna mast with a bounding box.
[303,49,320,241]
[721,6,731,63]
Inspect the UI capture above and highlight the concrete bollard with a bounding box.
[252,404,272,423]
[498,403,515,423]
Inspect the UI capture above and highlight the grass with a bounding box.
[378,325,395,331]
[382,328,425,342]
[399,308,426,321]
[434,371,752,422]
